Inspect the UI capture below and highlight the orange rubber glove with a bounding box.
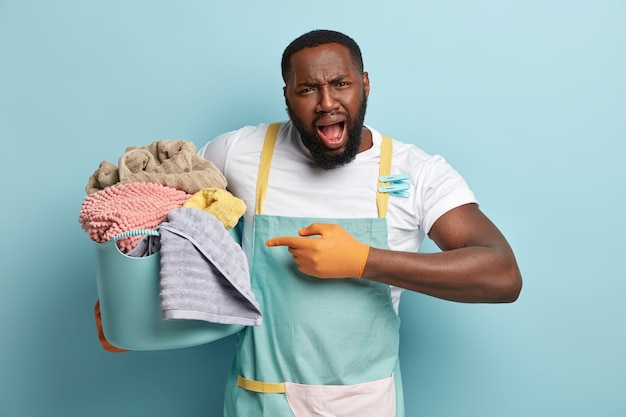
[266,223,370,279]
[94,300,128,353]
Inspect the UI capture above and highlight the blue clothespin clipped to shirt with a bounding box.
[379,173,410,198]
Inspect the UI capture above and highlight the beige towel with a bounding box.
[85,161,120,195]
[85,140,227,195]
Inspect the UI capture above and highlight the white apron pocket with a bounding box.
[284,374,396,417]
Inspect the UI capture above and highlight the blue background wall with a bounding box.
[1,1,624,416]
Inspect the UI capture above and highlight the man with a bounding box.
[200,29,522,417]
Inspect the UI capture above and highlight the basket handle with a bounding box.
[113,229,160,241]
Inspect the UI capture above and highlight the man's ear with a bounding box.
[363,72,370,98]
[283,86,289,107]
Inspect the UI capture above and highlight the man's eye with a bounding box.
[336,81,349,87]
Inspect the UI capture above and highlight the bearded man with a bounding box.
[199,29,521,417]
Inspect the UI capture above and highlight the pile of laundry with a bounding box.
[79,139,262,351]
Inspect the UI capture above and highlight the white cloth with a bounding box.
[199,121,477,312]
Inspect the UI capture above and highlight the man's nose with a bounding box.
[316,86,339,114]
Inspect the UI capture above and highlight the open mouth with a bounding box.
[316,121,346,150]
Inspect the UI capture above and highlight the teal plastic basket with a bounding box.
[94,229,244,351]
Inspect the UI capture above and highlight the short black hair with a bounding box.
[281,29,364,82]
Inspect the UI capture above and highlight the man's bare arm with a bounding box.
[362,203,522,303]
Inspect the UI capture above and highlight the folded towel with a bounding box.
[158,207,262,326]
[183,188,247,229]
[78,182,191,253]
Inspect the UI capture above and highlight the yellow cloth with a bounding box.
[183,188,246,229]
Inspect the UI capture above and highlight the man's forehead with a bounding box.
[288,44,356,81]
[291,43,351,64]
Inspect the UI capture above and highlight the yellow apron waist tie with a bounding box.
[237,375,286,394]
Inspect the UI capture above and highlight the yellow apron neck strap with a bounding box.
[255,122,281,215]
[255,122,393,218]
[377,135,392,219]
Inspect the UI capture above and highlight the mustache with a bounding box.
[312,112,349,128]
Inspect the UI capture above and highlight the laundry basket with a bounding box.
[95,230,244,351]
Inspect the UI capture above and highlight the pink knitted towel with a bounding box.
[79,182,191,253]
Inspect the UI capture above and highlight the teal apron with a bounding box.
[224,123,404,417]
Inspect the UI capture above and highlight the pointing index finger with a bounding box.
[266,236,303,248]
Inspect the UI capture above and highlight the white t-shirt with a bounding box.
[199,121,477,311]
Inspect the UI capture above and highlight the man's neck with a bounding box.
[358,127,373,153]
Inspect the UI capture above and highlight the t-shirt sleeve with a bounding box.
[198,125,266,176]
[198,131,234,173]
[417,155,478,234]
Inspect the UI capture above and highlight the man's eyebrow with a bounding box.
[297,75,349,87]
[329,75,349,84]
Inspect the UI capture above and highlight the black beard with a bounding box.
[287,96,368,170]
